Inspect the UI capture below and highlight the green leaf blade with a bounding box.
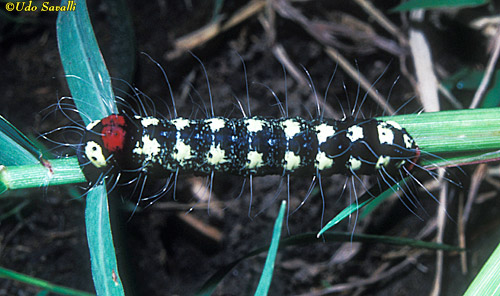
[378,108,500,158]
[57,1,123,295]
[255,200,286,296]
[464,242,500,296]
[317,197,375,237]
[85,184,124,296]
[56,0,117,125]
[0,130,39,166]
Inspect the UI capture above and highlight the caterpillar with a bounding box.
[77,113,419,185]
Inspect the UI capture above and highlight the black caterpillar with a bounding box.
[77,113,419,184]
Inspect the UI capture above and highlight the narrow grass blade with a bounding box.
[0,115,45,165]
[317,197,375,237]
[195,259,244,296]
[424,150,500,169]
[482,71,500,107]
[0,115,59,194]
[0,200,30,221]
[85,184,124,296]
[441,67,500,107]
[390,0,488,12]
[282,232,462,251]
[0,128,39,168]
[317,176,411,236]
[56,0,117,125]
[358,180,406,220]
[464,242,500,295]
[255,200,286,296]
[0,266,94,296]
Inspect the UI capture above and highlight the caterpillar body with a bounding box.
[78,113,419,183]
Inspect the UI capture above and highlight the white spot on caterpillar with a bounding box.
[133,135,161,162]
[403,134,413,149]
[315,123,336,144]
[315,151,333,170]
[207,144,227,165]
[172,118,191,130]
[375,155,390,169]
[173,141,192,164]
[132,141,142,159]
[133,140,141,151]
[86,120,101,131]
[141,117,160,127]
[207,118,226,132]
[347,125,364,142]
[348,155,362,171]
[245,118,264,133]
[246,151,263,169]
[284,151,301,171]
[171,118,193,165]
[143,137,161,156]
[282,119,301,139]
[396,160,406,168]
[377,123,394,145]
[386,120,402,130]
[85,141,107,168]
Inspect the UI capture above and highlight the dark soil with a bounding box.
[1,1,500,295]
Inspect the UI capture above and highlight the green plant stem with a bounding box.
[1,157,86,191]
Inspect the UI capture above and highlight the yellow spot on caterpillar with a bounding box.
[207,118,226,132]
[347,125,364,142]
[85,141,107,168]
[377,124,394,145]
[284,151,301,170]
[141,117,160,127]
[348,156,362,171]
[403,134,413,149]
[315,152,333,170]
[246,151,263,169]
[207,144,227,165]
[173,141,192,164]
[282,119,301,139]
[172,118,191,130]
[86,120,101,131]
[315,123,335,144]
[386,120,402,130]
[137,135,161,162]
[245,118,264,133]
[375,155,390,169]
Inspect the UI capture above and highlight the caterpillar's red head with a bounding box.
[100,114,127,152]
[78,114,131,184]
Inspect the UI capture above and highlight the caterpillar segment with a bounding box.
[78,114,419,183]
